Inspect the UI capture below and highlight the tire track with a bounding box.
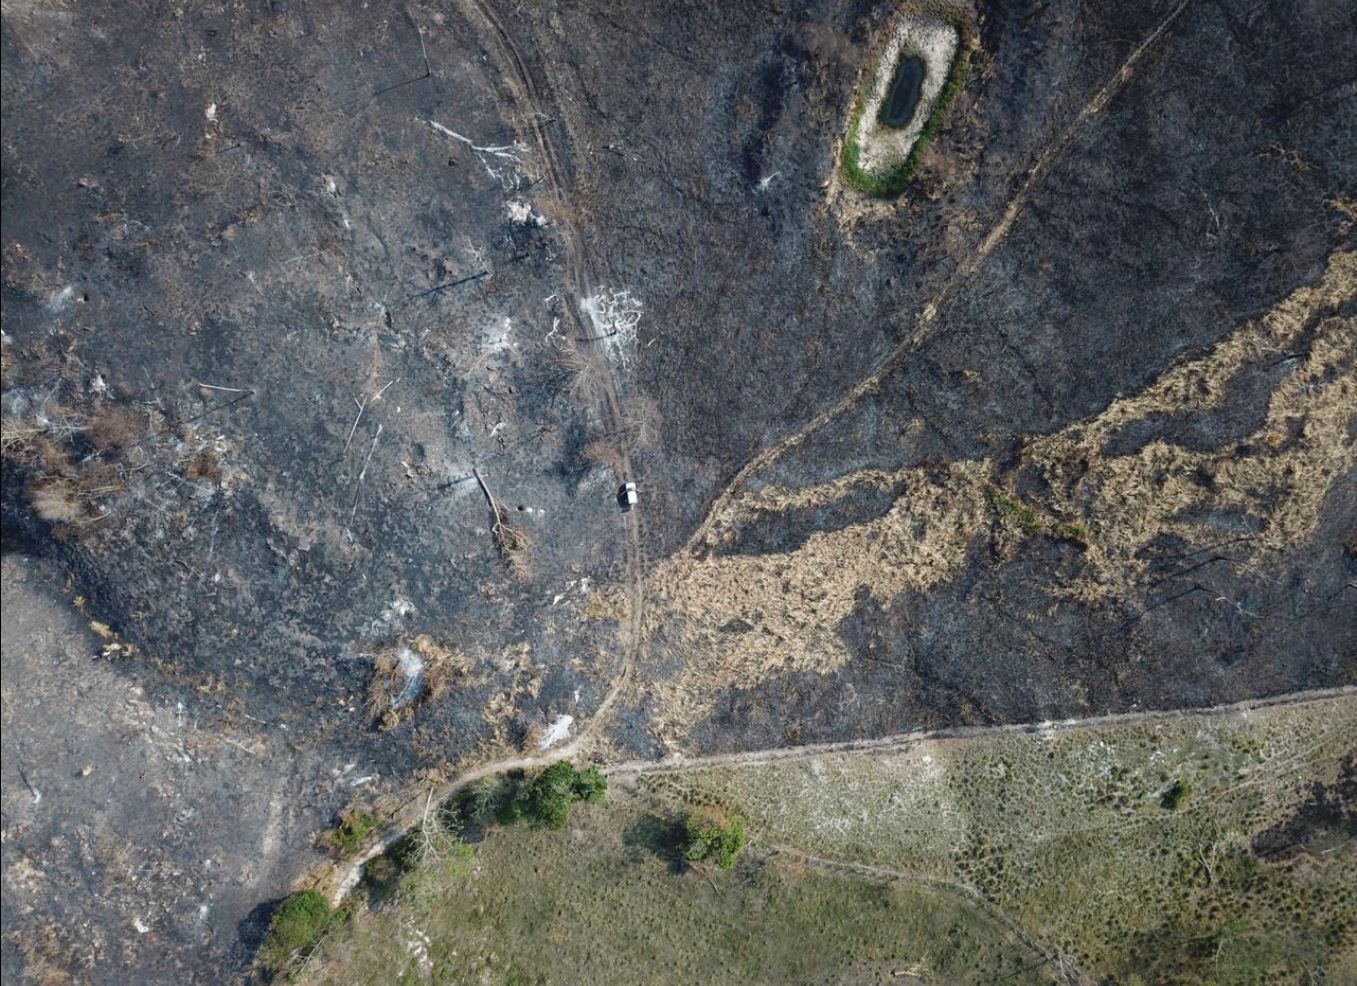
[327,0,646,903]
[459,0,644,748]
[605,685,1353,778]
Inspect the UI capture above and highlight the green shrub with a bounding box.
[680,809,747,870]
[321,809,377,858]
[515,761,581,829]
[261,890,339,970]
[449,763,608,834]
[1160,779,1191,811]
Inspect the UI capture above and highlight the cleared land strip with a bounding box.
[606,685,1355,778]
[682,0,1198,556]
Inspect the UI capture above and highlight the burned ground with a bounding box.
[2,0,1355,981]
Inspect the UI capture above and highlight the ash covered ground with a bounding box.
[2,0,1354,981]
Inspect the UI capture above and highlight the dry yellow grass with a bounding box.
[643,251,1355,745]
[366,635,472,730]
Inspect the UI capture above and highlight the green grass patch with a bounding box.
[841,20,972,197]
[650,697,1357,984]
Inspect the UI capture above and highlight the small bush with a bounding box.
[261,890,338,970]
[321,809,377,858]
[680,809,747,870]
[1161,779,1191,811]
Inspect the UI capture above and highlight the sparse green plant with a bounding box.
[321,809,377,858]
[1056,522,1090,547]
[986,487,1042,533]
[261,890,340,971]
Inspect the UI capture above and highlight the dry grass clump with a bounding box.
[25,479,87,523]
[2,379,142,533]
[5,404,131,531]
[552,337,605,406]
[473,468,532,577]
[366,635,469,730]
[88,404,144,450]
[184,450,222,483]
[89,619,137,659]
[3,355,239,545]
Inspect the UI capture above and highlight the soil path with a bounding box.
[604,685,1353,779]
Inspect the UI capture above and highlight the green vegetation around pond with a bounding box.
[841,17,972,197]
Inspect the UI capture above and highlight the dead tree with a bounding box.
[473,468,529,557]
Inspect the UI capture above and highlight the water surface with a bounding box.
[878,54,926,128]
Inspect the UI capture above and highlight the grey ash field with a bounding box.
[1,0,1354,983]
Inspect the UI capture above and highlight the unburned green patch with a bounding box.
[298,799,1050,985]
[648,697,1357,983]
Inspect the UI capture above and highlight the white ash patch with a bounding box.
[366,596,415,638]
[390,644,426,710]
[505,199,548,227]
[404,921,433,977]
[854,12,960,176]
[421,118,528,190]
[538,713,574,750]
[480,316,516,356]
[580,288,645,371]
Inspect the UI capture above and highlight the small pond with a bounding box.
[878,53,926,128]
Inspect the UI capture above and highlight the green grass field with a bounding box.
[295,696,1354,985]
[298,798,1050,985]
[648,697,1357,983]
